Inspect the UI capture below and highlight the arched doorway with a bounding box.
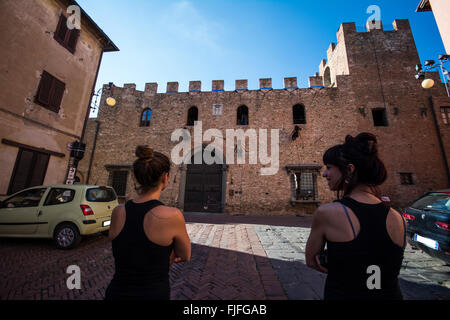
[183,149,225,213]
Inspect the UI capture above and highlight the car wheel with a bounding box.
[54,223,81,250]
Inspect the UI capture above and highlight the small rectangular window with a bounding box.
[35,71,65,113]
[290,170,317,201]
[372,109,388,126]
[399,172,414,185]
[441,107,450,125]
[54,14,80,54]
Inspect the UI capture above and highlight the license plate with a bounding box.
[102,220,111,227]
[414,234,439,250]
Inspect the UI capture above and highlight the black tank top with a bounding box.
[324,196,405,300]
[104,199,174,300]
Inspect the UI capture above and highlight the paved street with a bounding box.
[0,213,449,300]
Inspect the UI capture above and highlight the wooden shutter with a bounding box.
[28,153,50,187]
[36,71,53,106]
[54,15,68,44]
[49,77,65,112]
[67,29,80,53]
[8,149,49,195]
[54,14,79,54]
[35,71,65,112]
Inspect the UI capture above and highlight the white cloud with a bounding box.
[158,1,224,52]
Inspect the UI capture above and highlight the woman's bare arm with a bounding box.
[305,206,328,273]
[171,209,191,263]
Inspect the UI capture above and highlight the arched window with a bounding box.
[187,106,198,126]
[237,105,249,125]
[323,67,331,87]
[293,104,306,124]
[140,108,151,127]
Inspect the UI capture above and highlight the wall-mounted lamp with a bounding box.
[291,125,301,141]
[420,107,427,117]
[359,107,366,117]
[91,82,116,112]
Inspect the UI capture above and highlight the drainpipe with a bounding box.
[86,120,100,185]
[428,94,450,187]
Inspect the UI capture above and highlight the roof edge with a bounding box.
[416,0,432,12]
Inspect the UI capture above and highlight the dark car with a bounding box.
[403,190,449,264]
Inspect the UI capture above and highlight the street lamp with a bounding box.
[415,55,450,187]
[65,82,116,185]
[90,82,116,113]
[415,54,450,97]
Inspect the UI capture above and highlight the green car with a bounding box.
[0,185,119,249]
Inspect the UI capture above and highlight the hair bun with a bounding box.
[355,132,378,156]
[136,145,154,160]
[345,135,355,144]
[344,133,378,156]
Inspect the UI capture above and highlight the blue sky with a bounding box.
[75,0,446,116]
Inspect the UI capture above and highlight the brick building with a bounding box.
[78,19,450,215]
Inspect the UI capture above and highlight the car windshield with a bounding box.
[86,187,117,202]
[411,192,450,212]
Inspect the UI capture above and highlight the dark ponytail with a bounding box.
[133,146,171,194]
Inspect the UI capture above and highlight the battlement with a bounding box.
[318,19,417,87]
[105,76,319,96]
[102,19,417,94]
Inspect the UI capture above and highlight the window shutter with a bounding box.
[67,29,80,53]
[28,153,50,187]
[49,77,65,112]
[9,150,34,194]
[54,15,68,44]
[36,71,53,106]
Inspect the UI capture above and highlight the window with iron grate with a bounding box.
[399,172,414,185]
[110,171,128,197]
[440,107,450,125]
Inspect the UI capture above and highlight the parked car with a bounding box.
[0,185,118,249]
[403,189,449,264]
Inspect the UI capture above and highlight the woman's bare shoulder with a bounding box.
[112,204,126,216]
[316,202,341,215]
[150,205,183,220]
[387,207,405,225]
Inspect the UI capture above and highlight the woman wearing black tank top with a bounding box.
[305,133,407,300]
[104,146,191,300]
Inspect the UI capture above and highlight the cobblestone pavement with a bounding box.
[0,213,448,300]
[253,225,450,300]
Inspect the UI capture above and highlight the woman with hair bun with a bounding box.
[305,133,407,300]
[105,146,191,300]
